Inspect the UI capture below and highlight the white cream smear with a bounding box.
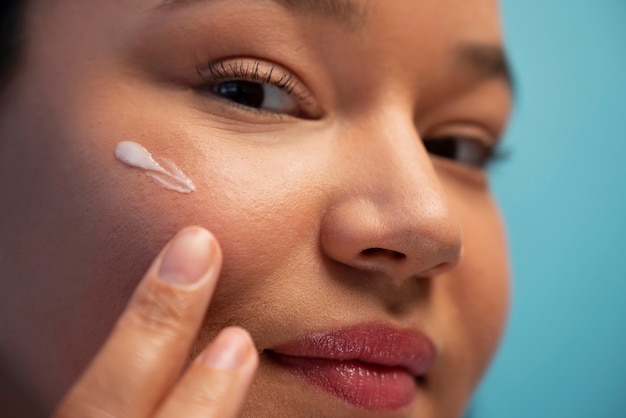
[115,141,195,194]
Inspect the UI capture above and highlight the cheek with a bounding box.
[0,78,196,401]
[72,101,329,351]
[426,189,510,413]
[183,146,328,350]
[445,200,510,381]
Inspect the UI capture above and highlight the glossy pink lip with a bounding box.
[266,324,436,411]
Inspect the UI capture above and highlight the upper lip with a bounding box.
[267,323,437,376]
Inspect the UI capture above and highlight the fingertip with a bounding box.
[153,327,258,418]
[198,327,258,372]
[153,226,222,287]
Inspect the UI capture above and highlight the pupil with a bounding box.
[424,138,458,160]
[213,81,265,108]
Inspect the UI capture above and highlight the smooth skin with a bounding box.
[0,0,512,417]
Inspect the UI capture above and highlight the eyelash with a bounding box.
[195,59,313,116]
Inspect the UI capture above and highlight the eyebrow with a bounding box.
[455,43,514,92]
[158,0,365,27]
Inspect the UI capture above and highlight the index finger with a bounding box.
[55,227,222,418]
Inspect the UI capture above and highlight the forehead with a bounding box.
[38,0,504,51]
[154,0,503,37]
[161,0,365,25]
[50,0,502,39]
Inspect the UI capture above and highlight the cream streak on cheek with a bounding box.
[114,141,195,194]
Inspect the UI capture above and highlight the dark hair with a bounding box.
[0,0,26,85]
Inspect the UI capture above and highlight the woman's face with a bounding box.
[0,0,512,416]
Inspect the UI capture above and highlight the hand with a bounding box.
[54,227,258,418]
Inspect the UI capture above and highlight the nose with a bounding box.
[319,113,463,281]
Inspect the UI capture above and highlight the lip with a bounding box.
[265,324,436,411]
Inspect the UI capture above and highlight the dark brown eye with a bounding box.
[423,136,495,168]
[211,80,299,114]
[212,81,265,108]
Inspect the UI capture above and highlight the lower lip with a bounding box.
[269,354,418,411]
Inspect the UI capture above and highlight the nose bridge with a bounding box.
[366,113,460,242]
[350,109,448,218]
[320,109,463,279]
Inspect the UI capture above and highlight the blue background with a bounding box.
[471,0,626,417]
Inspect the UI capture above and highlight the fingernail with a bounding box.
[200,327,254,370]
[158,227,214,285]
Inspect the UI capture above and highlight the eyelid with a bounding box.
[195,58,319,118]
[426,122,499,145]
[423,122,504,168]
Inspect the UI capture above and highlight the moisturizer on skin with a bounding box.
[115,141,195,194]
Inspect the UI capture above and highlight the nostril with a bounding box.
[361,247,407,261]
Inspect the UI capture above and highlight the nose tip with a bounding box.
[320,194,463,280]
[318,110,464,282]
